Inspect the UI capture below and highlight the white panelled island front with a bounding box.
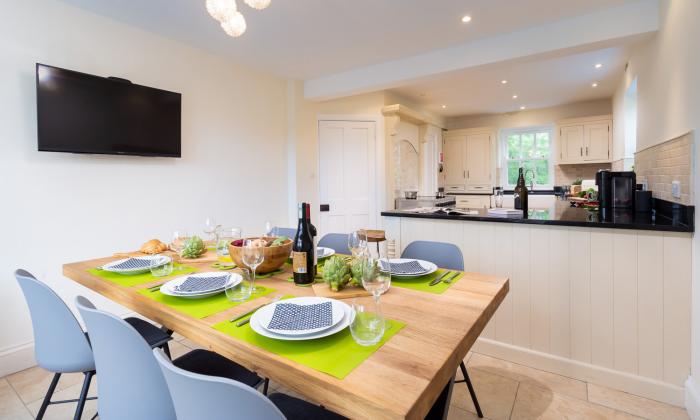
[382,211,692,407]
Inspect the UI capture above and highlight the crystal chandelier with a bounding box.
[205,0,271,38]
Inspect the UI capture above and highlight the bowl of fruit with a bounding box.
[228,236,292,273]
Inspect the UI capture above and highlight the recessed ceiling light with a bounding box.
[595,63,603,69]
[512,94,518,99]
[501,80,508,84]
[520,106,526,110]
[591,82,599,88]
[441,105,447,109]
[461,15,472,23]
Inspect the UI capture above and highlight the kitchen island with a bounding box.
[382,199,693,407]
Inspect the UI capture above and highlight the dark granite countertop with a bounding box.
[381,200,694,233]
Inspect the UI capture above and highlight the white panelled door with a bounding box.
[318,120,376,236]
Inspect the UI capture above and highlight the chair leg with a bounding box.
[162,342,171,359]
[262,378,269,395]
[73,371,94,420]
[37,372,61,420]
[459,362,483,418]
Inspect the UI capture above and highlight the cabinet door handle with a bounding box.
[580,147,583,156]
[463,170,466,178]
[467,170,470,179]
[586,146,589,156]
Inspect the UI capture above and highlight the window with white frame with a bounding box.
[501,126,554,189]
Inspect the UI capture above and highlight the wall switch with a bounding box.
[672,181,681,198]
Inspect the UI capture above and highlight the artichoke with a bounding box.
[181,236,206,259]
[350,257,378,286]
[323,255,350,292]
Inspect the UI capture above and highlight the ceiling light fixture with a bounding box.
[512,94,518,99]
[461,15,472,23]
[206,0,271,38]
[595,63,603,69]
[520,106,526,110]
[501,80,508,84]
[591,82,599,88]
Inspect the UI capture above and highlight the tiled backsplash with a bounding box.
[634,132,694,205]
[554,163,612,185]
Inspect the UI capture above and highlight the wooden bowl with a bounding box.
[228,237,292,274]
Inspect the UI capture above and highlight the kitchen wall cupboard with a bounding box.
[442,128,495,193]
[557,115,612,164]
[452,194,491,209]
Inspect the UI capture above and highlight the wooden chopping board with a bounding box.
[311,283,371,299]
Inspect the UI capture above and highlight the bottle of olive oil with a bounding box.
[514,167,529,216]
[292,203,314,285]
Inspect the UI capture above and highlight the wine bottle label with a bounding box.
[292,251,307,273]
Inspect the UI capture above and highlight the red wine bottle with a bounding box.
[292,203,314,285]
[305,203,318,277]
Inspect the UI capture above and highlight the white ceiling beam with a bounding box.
[304,0,659,101]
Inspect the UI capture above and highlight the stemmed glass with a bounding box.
[204,217,221,245]
[348,231,368,257]
[361,256,392,301]
[242,239,265,293]
[171,230,189,271]
[350,255,391,346]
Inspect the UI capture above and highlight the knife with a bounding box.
[230,296,282,323]
[444,271,460,284]
[429,271,451,286]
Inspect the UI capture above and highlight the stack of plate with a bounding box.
[316,247,335,259]
[380,258,437,278]
[101,255,172,275]
[160,272,240,299]
[250,297,352,341]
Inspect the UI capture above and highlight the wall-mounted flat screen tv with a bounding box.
[36,63,181,157]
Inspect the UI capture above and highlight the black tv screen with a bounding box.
[36,63,181,157]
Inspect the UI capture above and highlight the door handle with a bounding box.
[463,170,466,178]
[320,204,330,212]
[467,170,470,179]
[586,146,589,156]
[580,147,583,156]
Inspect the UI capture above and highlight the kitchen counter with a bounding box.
[381,199,694,232]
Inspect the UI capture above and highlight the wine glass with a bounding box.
[204,217,221,245]
[216,227,242,264]
[171,230,190,270]
[361,256,391,301]
[242,239,265,293]
[349,297,385,346]
[348,231,368,257]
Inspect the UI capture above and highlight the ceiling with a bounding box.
[59,0,632,80]
[389,44,637,117]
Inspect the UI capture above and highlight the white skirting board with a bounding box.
[474,337,685,407]
[0,341,35,378]
[685,377,700,419]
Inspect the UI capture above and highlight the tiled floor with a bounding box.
[0,335,689,420]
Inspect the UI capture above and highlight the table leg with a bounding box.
[424,374,455,420]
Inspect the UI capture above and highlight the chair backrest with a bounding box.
[153,348,285,420]
[15,269,94,373]
[318,233,351,255]
[272,227,297,239]
[75,296,176,420]
[401,241,465,271]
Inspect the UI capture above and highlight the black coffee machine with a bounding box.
[596,170,636,210]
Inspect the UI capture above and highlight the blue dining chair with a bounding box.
[318,233,351,255]
[15,269,174,419]
[153,348,346,420]
[75,296,265,420]
[400,241,483,418]
[271,227,297,238]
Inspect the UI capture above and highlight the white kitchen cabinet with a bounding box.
[442,128,494,192]
[557,115,612,164]
[452,194,491,209]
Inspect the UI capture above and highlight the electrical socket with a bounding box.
[672,181,681,198]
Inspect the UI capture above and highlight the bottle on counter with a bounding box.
[292,202,315,285]
[514,167,529,216]
[305,203,318,277]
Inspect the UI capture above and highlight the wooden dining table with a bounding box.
[63,256,508,419]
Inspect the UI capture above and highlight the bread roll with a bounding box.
[140,239,169,254]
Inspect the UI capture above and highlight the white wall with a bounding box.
[0,0,289,375]
[609,0,700,414]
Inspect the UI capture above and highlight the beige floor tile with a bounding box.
[0,378,32,420]
[447,405,482,420]
[168,340,192,359]
[588,383,688,420]
[468,353,587,400]
[25,376,98,420]
[6,366,84,404]
[454,352,474,381]
[171,331,186,341]
[512,382,640,420]
[451,366,519,420]
[180,338,205,350]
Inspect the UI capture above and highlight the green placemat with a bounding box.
[255,268,285,279]
[138,283,275,319]
[88,264,196,287]
[391,269,463,294]
[213,316,404,379]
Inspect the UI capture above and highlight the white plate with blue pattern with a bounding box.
[251,297,349,339]
[101,255,171,275]
[160,272,240,299]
